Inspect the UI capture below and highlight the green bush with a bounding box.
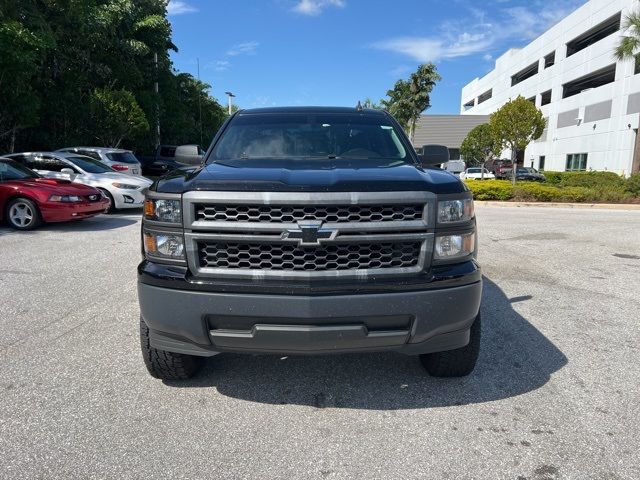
[626,172,640,196]
[543,171,626,189]
[466,180,514,200]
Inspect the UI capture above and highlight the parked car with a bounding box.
[5,152,152,212]
[460,167,495,180]
[56,147,143,176]
[502,167,547,182]
[0,158,108,230]
[485,159,513,178]
[444,159,466,176]
[138,144,205,176]
[138,106,481,380]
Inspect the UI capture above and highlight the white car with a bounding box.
[460,167,495,180]
[5,152,152,212]
[56,147,143,176]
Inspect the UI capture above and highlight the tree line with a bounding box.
[0,0,227,154]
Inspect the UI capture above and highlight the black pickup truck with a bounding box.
[138,107,482,380]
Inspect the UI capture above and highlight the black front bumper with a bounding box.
[138,261,482,357]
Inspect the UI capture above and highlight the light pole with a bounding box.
[225,91,235,115]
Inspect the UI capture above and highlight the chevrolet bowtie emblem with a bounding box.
[281,221,338,246]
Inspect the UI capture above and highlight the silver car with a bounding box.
[56,147,143,176]
[5,152,152,212]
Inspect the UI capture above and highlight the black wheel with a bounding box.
[98,188,116,213]
[6,197,42,230]
[139,318,202,380]
[420,313,481,377]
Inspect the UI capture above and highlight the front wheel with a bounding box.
[6,197,42,230]
[98,188,116,213]
[420,313,481,377]
[139,318,202,380]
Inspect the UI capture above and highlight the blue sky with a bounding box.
[167,0,586,113]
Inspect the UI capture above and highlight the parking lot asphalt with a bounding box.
[1,205,639,480]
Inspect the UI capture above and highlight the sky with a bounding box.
[167,0,587,114]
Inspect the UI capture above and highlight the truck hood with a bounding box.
[154,162,467,194]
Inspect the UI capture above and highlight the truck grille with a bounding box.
[198,241,421,271]
[195,204,424,223]
[183,191,434,279]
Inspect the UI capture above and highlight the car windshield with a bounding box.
[67,156,113,173]
[0,160,40,182]
[467,168,482,173]
[209,113,412,168]
[106,151,139,164]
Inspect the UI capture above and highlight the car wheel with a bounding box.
[139,318,203,380]
[420,313,481,377]
[98,188,116,213]
[6,198,42,230]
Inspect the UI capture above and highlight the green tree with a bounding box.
[89,87,149,147]
[489,96,546,184]
[615,10,640,174]
[460,124,501,176]
[381,64,441,141]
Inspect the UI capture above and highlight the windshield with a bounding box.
[67,156,114,174]
[467,168,481,173]
[210,113,411,168]
[106,151,139,164]
[0,160,40,182]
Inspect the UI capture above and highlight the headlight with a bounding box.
[434,233,475,260]
[144,198,181,223]
[49,195,81,202]
[143,231,185,260]
[112,182,139,190]
[437,198,474,223]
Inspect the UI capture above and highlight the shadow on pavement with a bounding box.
[166,277,568,409]
[0,212,139,235]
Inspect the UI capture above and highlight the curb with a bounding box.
[476,201,640,210]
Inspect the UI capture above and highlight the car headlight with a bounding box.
[437,198,474,223]
[144,198,181,223]
[49,195,81,202]
[434,233,475,260]
[143,231,185,260]
[112,182,139,190]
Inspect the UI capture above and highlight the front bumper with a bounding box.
[112,187,146,209]
[40,199,109,222]
[138,278,482,357]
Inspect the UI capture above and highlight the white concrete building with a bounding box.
[461,0,640,175]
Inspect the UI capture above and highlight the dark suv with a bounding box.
[138,107,482,380]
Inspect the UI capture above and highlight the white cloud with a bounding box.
[227,41,259,56]
[167,1,197,15]
[373,0,584,62]
[292,0,345,16]
[213,60,230,72]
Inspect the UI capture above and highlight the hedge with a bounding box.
[465,179,638,203]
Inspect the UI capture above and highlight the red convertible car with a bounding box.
[0,158,109,230]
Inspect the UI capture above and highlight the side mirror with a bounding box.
[419,144,450,166]
[60,168,75,175]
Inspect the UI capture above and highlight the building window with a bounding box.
[477,89,492,104]
[540,90,552,105]
[544,52,555,68]
[539,156,546,171]
[562,64,616,99]
[527,96,536,104]
[566,12,621,57]
[511,61,539,86]
[635,55,640,75]
[463,99,475,111]
[448,148,461,160]
[566,153,588,171]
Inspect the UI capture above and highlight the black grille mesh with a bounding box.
[198,242,421,271]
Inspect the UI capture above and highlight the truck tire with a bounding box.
[139,318,202,380]
[420,313,481,377]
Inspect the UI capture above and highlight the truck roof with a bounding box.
[237,106,387,116]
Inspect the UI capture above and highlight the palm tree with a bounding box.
[616,11,640,174]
